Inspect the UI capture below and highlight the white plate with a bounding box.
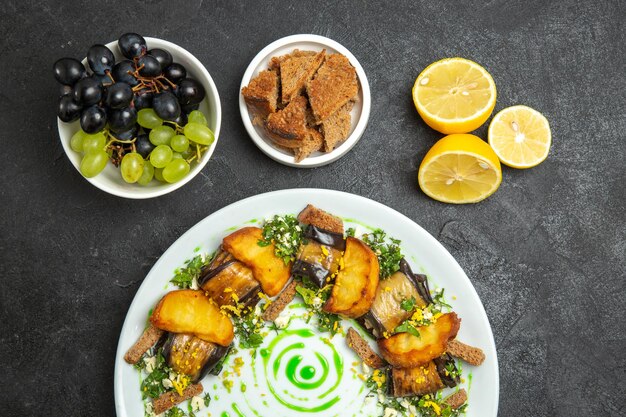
[239,34,371,168]
[57,37,222,199]
[114,189,499,417]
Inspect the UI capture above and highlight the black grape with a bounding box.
[73,77,103,106]
[176,78,205,106]
[137,55,161,77]
[106,82,133,109]
[182,103,200,114]
[172,111,188,126]
[57,96,82,122]
[149,48,173,70]
[118,33,147,59]
[93,72,114,86]
[112,60,139,86]
[53,58,86,86]
[153,91,181,121]
[111,124,139,140]
[108,106,137,132]
[134,91,153,110]
[163,63,186,84]
[87,44,115,75]
[135,133,155,158]
[80,105,107,133]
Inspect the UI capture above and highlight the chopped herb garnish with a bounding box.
[400,296,417,311]
[345,227,356,237]
[232,311,264,349]
[140,350,170,399]
[170,254,211,289]
[394,321,420,337]
[362,229,403,279]
[294,278,340,335]
[258,215,305,264]
[165,408,186,417]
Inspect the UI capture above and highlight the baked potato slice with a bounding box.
[150,289,234,346]
[323,237,379,318]
[222,227,291,297]
[378,312,460,368]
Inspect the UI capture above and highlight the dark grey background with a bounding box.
[1,0,624,416]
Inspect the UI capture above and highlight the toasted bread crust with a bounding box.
[262,279,297,321]
[447,339,485,366]
[297,204,344,234]
[346,327,387,368]
[124,324,164,364]
[280,50,325,104]
[294,128,324,162]
[242,70,279,117]
[444,388,468,409]
[152,383,204,415]
[307,54,358,124]
[266,95,309,148]
[269,49,316,73]
[321,101,353,152]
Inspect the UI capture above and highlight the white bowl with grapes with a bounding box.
[55,34,221,199]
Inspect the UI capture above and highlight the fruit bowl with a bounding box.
[57,37,221,199]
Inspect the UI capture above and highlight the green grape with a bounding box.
[181,147,194,159]
[184,122,214,145]
[187,110,208,126]
[70,130,87,152]
[137,160,154,185]
[80,150,109,178]
[150,144,173,168]
[82,132,107,154]
[137,108,163,129]
[162,159,190,183]
[154,167,166,182]
[172,152,183,160]
[149,125,175,146]
[170,135,189,152]
[120,152,145,183]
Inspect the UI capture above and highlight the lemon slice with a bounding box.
[488,105,551,168]
[412,58,497,134]
[418,134,502,204]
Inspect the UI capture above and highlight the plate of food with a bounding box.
[114,189,498,417]
[239,35,371,167]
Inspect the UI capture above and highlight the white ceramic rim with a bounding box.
[114,188,499,417]
[239,34,371,168]
[57,37,222,199]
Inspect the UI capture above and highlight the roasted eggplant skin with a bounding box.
[378,312,461,368]
[292,226,345,288]
[361,258,433,338]
[433,353,460,388]
[199,248,261,309]
[389,361,444,397]
[162,333,231,382]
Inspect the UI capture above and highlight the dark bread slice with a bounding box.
[321,101,354,152]
[297,204,344,234]
[242,70,279,118]
[447,339,485,366]
[262,279,298,321]
[294,128,324,162]
[444,388,468,409]
[280,50,326,105]
[152,383,203,415]
[269,49,316,74]
[346,327,386,369]
[124,324,164,364]
[307,54,358,124]
[265,95,309,148]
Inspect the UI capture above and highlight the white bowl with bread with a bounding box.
[239,34,371,168]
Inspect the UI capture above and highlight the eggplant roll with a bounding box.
[291,225,346,288]
[198,248,261,309]
[361,258,433,338]
[162,333,230,382]
[389,353,460,397]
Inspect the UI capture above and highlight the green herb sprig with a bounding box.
[258,215,304,264]
[362,229,403,279]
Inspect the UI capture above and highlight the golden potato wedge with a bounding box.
[150,289,234,346]
[323,237,380,318]
[222,227,291,297]
[378,312,460,368]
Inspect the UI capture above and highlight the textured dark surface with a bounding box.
[1,1,625,416]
